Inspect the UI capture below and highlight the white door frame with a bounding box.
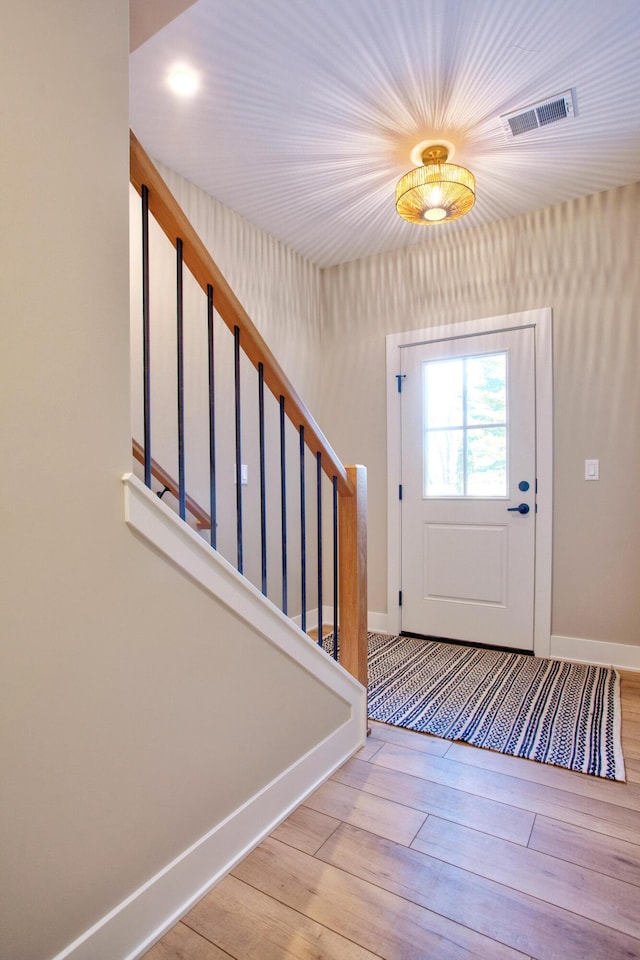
[386,308,553,659]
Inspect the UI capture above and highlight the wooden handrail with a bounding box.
[129,130,353,499]
[132,438,211,530]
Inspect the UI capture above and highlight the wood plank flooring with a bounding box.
[144,669,640,960]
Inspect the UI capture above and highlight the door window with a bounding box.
[423,351,507,497]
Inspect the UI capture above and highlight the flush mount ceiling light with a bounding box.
[396,144,475,224]
[168,68,199,97]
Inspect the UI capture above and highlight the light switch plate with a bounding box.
[234,464,249,485]
[584,459,599,481]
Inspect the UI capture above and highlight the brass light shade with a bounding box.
[396,144,475,224]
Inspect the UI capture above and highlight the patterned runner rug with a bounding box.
[326,632,625,781]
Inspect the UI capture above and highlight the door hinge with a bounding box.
[399,590,403,606]
[396,373,406,393]
[399,483,403,500]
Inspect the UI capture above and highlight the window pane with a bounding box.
[425,429,464,496]
[466,353,506,426]
[467,427,507,496]
[424,358,463,428]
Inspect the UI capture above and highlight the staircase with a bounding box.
[127,130,368,688]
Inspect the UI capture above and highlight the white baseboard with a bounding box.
[368,612,389,634]
[291,607,321,631]
[551,634,640,671]
[52,720,360,960]
[300,614,640,671]
[291,608,389,636]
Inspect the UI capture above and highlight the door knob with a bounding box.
[507,503,530,515]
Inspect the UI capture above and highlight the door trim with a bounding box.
[386,308,553,658]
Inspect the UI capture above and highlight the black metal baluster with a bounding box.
[234,325,243,574]
[176,238,186,521]
[300,426,306,634]
[280,396,288,615]
[207,284,217,549]
[332,475,338,661]
[317,452,323,647]
[141,185,151,488]
[258,362,267,596]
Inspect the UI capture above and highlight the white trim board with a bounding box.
[386,309,553,659]
[551,635,640,671]
[293,606,389,637]
[49,475,366,960]
[358,616,640,671]
[368,611,389,634]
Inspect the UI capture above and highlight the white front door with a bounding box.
[400,327,536,651]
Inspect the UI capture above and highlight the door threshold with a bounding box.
[399,631,534,657]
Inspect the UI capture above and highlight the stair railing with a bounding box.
[129,131,367,687]
[131,438,211,531]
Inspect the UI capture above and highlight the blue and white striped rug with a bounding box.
[353,632,624,781]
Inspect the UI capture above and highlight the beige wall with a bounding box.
[320,183,640,646]
[131,158,640,648]
[0,5,348,959]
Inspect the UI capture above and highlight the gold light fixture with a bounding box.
[396,144,475,224]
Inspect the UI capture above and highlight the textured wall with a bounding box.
[320,182,640,646]
[133,164,640,647]
[153,160,324,409]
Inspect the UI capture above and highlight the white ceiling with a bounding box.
[129,0,640,267]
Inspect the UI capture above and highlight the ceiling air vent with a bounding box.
[501,89,577,139]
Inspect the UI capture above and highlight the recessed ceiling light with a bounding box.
[168,68,198,97]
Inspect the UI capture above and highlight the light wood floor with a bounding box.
[145,670,640,960]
